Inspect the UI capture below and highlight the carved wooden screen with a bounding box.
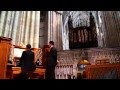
[42,45,50,68]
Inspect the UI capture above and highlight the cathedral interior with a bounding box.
[0,11,120,79]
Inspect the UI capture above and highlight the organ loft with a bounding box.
[0,11,120,79]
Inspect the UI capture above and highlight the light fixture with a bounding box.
[77,59,91,71]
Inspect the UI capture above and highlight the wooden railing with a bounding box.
[85,64,120,79]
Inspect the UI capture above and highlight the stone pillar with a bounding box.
[113,11,119,46]
[56,14,59,50]
[108,12,116,47]
[53,11,56,48]
[33,11,40,48]
[101,11,107,47]
[20,11,26,45]
[15,11,23,45]
[50,11,53,40]
[102,11,120,47]
[29,11,35,48]
[60,14,63,50]
[0,11,7,36]
[107,12,112,46]
[117,12,120,46]
[48,11,51,42]
[102,12,110,47]
[95,11,100,47]
[112,12,117,46]
[48,11,53,42]
[48,11,63,50]
[47,11,63,51]
[24,11,31,45]
[109,12,115,46]
[8,11,15,38]
[57,13,63,51]
[11,11,20,45]
[3,11,12,37]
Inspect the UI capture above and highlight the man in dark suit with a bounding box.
[46,41,57,79]
[19,44,36,79]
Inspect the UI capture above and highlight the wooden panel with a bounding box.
[32,48,42,62]
[0,37,11,79]
[42,45,50,68]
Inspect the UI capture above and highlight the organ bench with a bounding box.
[11,67,46,79]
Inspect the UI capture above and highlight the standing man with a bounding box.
[46,41,57,79]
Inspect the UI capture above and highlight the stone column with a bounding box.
[29,11,35,48]
[11,11,20,45]
[105,12,110,47]
[48,11,53,42]
[57,14,59,50]
[15,11,23,45]
[8,11,15,38]
[60,14,63,50]
[53,11,56,48]
[102,11,120,47]
[3,11,11,37]
[107,12,112,46]
[103,12,110,47]
[111,12,117,46]
[48,11,63,50]
[48,11,51,42]
[51,11,53,40]
[3,11,12,37]
[33,11,40,48]
[95,11,100,47]
[57,13,62,51]
[0,11,7,36]
[116,11,120,46]
[113,11,119,46]
[20,11,26,45]
[101,11,107,47]
[110,12,116,47]
[24,11,31,45]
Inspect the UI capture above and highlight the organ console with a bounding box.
[6,44,46,79]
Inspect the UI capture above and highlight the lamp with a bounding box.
[77,60,91,70]
[78,60,91,65]
[77,60,91,79]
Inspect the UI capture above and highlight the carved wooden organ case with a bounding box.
[68,13,98,49]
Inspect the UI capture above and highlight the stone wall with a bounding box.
[55,47,120,79]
